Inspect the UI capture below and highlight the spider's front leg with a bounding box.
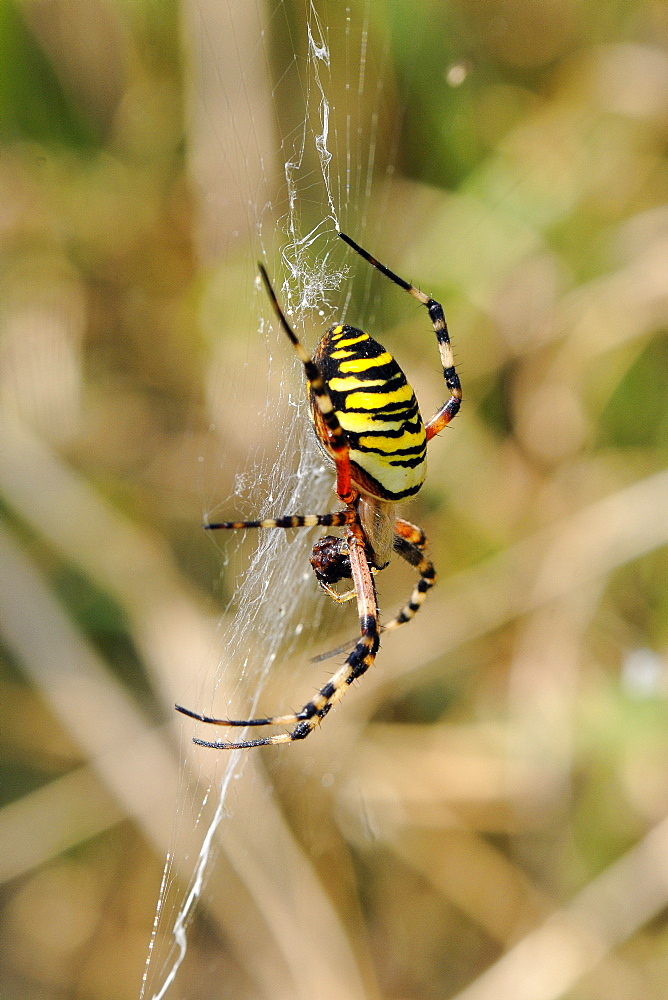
[175,521,380,749]
[338,232,462,441]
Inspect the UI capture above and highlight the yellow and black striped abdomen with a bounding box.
[310,324,427,501]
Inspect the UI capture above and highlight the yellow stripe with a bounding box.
[330,348,355,358]
[338,411,390,432]
[359,430,426,454]
[328,376,385,392]
[339,352,392,373]
[346,383,414,410]
[339,411,419,434]
[335,333,368,347]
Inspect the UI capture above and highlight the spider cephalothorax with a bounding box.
[176,232,461,748]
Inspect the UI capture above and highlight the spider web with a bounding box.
[141,3,399,996]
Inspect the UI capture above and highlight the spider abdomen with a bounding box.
[310,324,427,501]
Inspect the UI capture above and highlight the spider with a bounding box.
[176,232,462,748]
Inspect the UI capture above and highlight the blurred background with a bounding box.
[1,1,668,999]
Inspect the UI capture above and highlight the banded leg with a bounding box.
[394,517,427,550]
[259,264,355,502]
[176,522,380,748]
[338,232,462,441]
[204,510,356,531]
[312,517,432,661]
[383,518,436,633]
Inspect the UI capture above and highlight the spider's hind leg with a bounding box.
[383,518,436,633]
[176,523,381,749]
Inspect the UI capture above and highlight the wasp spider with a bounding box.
[176,232,462,748]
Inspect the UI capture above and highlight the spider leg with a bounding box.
[204,510,355,531]
[176,522,380,749]
[206,512,363,602]
[338,232,462,442]
[393,516,428,550]
[382,518,436,633]
[259,264,355,503]
[311,519,430,659]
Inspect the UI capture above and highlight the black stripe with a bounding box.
[393,537,420,564]
[371,398,420,415]
[353,441,426,459]
[443,366,462,392]
[360,614,378,635]
[353,422,423,440]
[335,362,406,384]
[427,300,451,342]
[386,456,426,469]
[340,404,419,420]
[304,360,325,386]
